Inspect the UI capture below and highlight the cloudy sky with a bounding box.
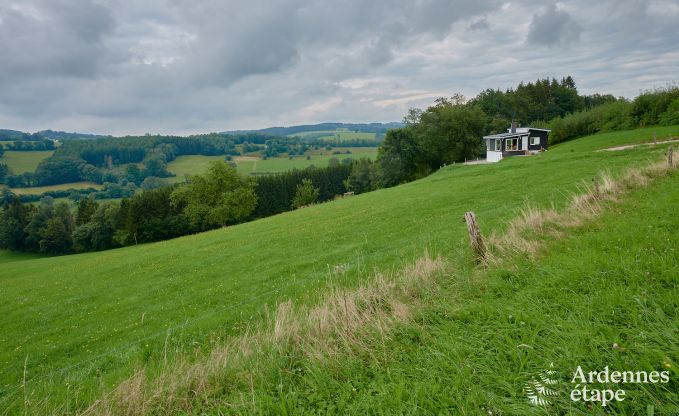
[0,0,677,135]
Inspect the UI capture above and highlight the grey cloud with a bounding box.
[0,0,677,135]
[0,1,114,81]
[526,3,581,47]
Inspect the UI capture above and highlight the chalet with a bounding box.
[483,122,550,162]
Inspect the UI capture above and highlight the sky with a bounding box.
[0,0,677,136]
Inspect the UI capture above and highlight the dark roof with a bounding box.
[483,127,551,140]
[483,132,528,140]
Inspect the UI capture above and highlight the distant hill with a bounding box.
[0,129,30,141]
[0,129,109,141]
[37,130,110,141]
[225,122,404,137]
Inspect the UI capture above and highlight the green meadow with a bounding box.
[1,125,678,413]
[0,150,53,174]
[167,148,377,181]
[290,130,377,141]
[8,182,102,195]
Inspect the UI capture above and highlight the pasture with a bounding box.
[167,148,377,180]
[1,125,678,413]
[8,182,102,195]
[290,129,377,141]
[0,150,53,174]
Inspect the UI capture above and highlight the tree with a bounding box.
[345,159,377,194]
[73,203,120,252]
[171,162,257,230]
[76,196,99,226]
[292,178,320,209]
[140,176,166,191]
[327,157,340,167]
[0,163,9,183]
[142,157,170,178]
[412,97,486,168]
[376,128,423,187]
[0,199,31,251]
[126,164,143,185]
[34,157,86,186]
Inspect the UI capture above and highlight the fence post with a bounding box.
[669,145,674,168]
[464,211,486,262]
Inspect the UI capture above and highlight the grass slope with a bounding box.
[0,125,677,413]
[217,156,679,415]
[0,151,53,174]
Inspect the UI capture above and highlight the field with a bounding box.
[167,148,377,181]
[7,182,102,195]
[0,150,53,174]
[290,129,377,141]
[1,125,678,413]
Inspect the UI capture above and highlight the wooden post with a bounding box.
[669,145,674,168]
[464,211,485,262]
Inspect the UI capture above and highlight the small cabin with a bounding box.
[483,122,550,162]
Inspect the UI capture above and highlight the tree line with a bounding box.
[0,163,352,255]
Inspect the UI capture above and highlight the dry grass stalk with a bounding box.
[87,254,446,415]
[485,157,674,265]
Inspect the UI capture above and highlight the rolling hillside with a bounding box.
[1,126,678,413]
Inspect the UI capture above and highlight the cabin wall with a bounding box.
[527,130,549,151]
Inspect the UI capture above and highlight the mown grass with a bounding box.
[0,250,43,265]
[166,148,377,181]
[290,130,377,141]
[0,151,53,174]
[8,182,102,195]
[0,125,677,413]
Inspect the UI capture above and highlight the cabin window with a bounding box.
[530,136,540,145]
[506,138,519,151]
[487,139,494,150]
[494,139,501,151]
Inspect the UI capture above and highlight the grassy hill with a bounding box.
[0,150,53,174]
[1,126,678,413]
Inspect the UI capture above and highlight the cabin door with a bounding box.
[521,136,528,151]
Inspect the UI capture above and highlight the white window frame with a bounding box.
[530,136,540,146]
[506,138,520,151]
[494,139,501,151]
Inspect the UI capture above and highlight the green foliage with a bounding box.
[73,203,121,252]
[378,98,485,187]
[34,156,85,185]
[468,76,584,128]
[376,128,423,187]
[345,158,378,194]
[631,86,679,127]
[76,196,99,225]
[0,162,9,183]
[140,176,166,190]
[292,178,320,209]
[253,164,351,218]
[38,204,74,255]
[0,198,31,250]
[550,86,679,144]
[659,97,679,126]
[171,162,257,229]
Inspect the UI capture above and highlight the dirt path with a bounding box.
[599,138,679,152]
